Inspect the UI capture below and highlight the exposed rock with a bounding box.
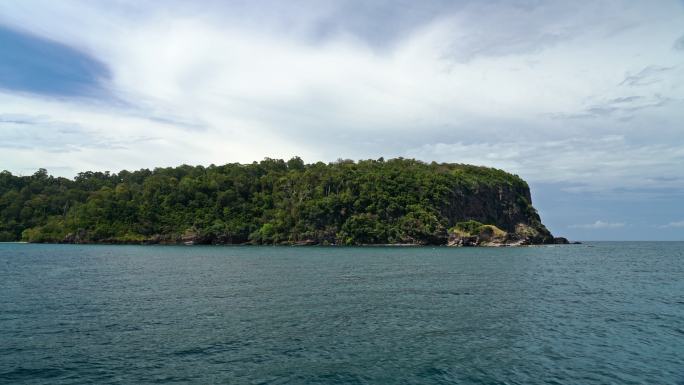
[144,234,162,245]
[446,221,563,247]
[440,183,554,243]
[447,233,480,247]
[62,228,87,244]
[448,224,510,247]
[293,239,317,246]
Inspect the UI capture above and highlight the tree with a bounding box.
[1,158,551,244]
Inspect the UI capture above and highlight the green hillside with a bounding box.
[0,158,554,245]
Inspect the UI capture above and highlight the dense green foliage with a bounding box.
[452,220,487,235]
[0,158,546,245]
[450,220,507,238]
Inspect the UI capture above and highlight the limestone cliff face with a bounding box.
[440,182,554,244]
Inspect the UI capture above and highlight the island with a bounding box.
[0,158,570,246]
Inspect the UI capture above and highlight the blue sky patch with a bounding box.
[0,25,109,97]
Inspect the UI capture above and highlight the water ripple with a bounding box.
[0,242,683,384]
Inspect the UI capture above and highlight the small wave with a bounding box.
[1,367,66,381]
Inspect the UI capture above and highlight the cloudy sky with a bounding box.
[1,0,683,240]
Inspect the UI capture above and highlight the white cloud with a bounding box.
[660,220,684,228]
[405,135,684,191]
[0,0,683,191]
[0,91,310,175]
[569,221,626,229]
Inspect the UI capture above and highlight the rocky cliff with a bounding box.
[439,183,556,245]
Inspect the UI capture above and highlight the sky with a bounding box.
[0,0,683,240]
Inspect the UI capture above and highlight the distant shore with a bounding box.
[5,240,581,247]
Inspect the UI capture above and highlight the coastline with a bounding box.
[8,240,580,247]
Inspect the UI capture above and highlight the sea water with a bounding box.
[1,243,683,384]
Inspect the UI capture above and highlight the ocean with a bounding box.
[1,243,682,384]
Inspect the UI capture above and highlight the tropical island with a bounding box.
[0,158,569,246]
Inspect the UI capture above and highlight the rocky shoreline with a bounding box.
[57,223,577,247]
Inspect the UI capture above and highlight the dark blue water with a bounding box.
[1,243,683,384]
